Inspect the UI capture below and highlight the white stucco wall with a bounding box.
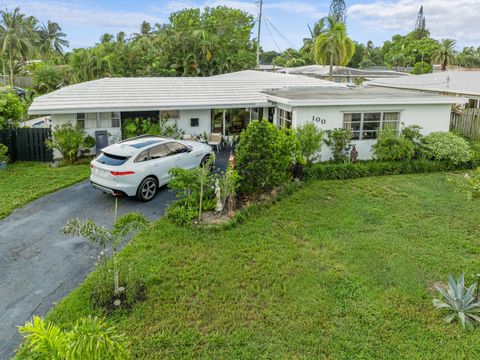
[50,113,122,158]
[293,103,452,160]
[178,109,211,136]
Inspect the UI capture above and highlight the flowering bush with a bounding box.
[421,132,471,164]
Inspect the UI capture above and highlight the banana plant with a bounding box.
[433,274,480,330]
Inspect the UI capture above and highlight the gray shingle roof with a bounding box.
[29,70,338,114]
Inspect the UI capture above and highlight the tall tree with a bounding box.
[432,38,457,71]
[413,5,428,39]
[329,0,347,24]
[37,20,69,59]
[0,8,34,85]
[313,16,355,79]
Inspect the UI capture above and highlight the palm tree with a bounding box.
[37,21,69,59]
[313,16,355,80]
[302,18,325,54]
[0,7,33,85]
[432,39,457,71]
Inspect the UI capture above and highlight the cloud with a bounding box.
[4,0,165,32]
[348,0,480,46]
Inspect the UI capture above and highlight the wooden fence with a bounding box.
[0,128,53,162]
[450,108,480,140]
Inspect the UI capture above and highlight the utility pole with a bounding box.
[256,0,263,69]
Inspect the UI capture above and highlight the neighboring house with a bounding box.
[28,70,466,160]
[263,86,465,160]
[367,71,480,108]
[277,65,410,83]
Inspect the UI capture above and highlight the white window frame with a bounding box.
[343,111,401,140]
[278,108,293,129]
[76,113,85,129]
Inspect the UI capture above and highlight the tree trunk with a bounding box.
[329,53,334,81]
[8,49,14,86]
[442,59,447,71]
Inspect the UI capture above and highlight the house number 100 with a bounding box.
[312,116,326,124]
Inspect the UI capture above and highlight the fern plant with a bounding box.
[433,274,480,330]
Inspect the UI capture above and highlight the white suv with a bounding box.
[90,135,213,201]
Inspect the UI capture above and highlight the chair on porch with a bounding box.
[183,134,197,141]
[207,133,222,154]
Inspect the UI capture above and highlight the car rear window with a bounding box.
[96,153,129,166]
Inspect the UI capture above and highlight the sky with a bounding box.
[3,0,479,51]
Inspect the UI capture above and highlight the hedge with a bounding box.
[304,159,480,181]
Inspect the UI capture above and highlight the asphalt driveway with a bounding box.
[0,180,175,359]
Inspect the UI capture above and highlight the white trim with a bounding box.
[264,94,468,107]
[28,102,272,115]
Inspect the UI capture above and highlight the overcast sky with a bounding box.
[3,0,479,51]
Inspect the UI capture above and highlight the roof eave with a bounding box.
[264,95,468,107]
[28,101,272,115]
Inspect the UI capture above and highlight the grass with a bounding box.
[19,173,480,359]
[0,161,90,219]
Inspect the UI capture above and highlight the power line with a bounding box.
[264,16,297,49]
[263,18,282,52]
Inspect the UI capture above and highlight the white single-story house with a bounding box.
[263,86,465,160]
[28,70,466,160]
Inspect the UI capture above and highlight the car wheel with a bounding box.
[136,177,158,202]
[200,155,212,169]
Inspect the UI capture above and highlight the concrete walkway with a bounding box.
[0,181,175,359]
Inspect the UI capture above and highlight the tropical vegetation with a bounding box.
[15,172,480,359]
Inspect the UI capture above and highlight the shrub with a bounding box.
[123,117,184,139]
[295,123,323,164]
[401,124,424,157]
[304,159,479,181]
[433,274,480,330]
[0,143,8,162]
[46,124,84,164]
[166,162,216,225]
[19,315,128,359]
[166,200,199,226]
[92,261,144,309]
[83,135,96,149]
[323,128,352,162]
[412,61,432,75]
[0,89,27,129]
[236,120,298,194]
[422,132,471,164]
[372,129,415,161]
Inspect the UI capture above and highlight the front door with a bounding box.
[95,130,109,154]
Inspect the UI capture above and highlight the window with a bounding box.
[165,142,189,155]
[149,144,169,160]
[190,118,199,127]
[96,152,129,166]
[343,112,400,140]
[112,112,120,128]
[161,110,180,119]
[135,150,149,163]
[278,108,292,129]
[76,113,85,129]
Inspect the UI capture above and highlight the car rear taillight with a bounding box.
[110,171,135,176]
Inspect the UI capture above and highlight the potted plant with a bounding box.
[0,144,8,170]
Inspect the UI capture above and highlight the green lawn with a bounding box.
[0,162,90,219]
[26,173,480,359]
